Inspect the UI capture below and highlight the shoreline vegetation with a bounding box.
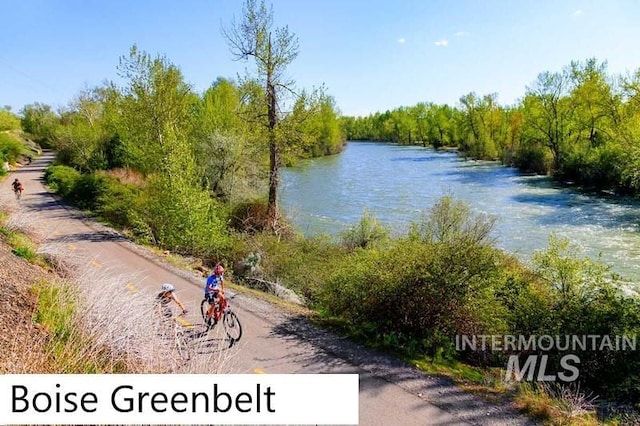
[2,0,640,421]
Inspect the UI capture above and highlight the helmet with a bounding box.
[214,264,225,275]
[161,283,175,292]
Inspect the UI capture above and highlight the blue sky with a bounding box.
[2,0,640,117]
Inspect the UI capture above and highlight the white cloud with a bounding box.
[397,38,406,44]
[454,31,469,37]
[434,39,449,47]
[573,9,583,16]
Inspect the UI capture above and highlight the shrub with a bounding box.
[0,110,21,131]
[44,165,81,197]
[514,141,553,174]
[340,209,389,249]
[0,132,26,163]
[96,176,142,228]
[68,173,109,210]
[229,200,270,233]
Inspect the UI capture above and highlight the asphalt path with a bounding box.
[1,151,535,426]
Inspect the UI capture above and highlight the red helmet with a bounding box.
[214,264,225,275]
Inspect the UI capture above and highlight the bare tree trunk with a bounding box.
[266,36,280,230]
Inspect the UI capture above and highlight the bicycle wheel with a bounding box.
[174,328,191,361]
[200,298,212,326]
[223,310,242,342]
[200,299,216,327]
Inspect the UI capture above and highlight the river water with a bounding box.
[281,141,640,286]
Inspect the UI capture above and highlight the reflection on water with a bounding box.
[281,142,640,285]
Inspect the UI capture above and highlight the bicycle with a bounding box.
[171,314,194,361]
[14,188,22,201]
[200,294,243,342]
[156,305,193,362]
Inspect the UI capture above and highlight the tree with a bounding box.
[522,70,574,171]
[0,108,21,131]
[21,103,60,145]
[117,45,198,174]
[116,45,229,254]
[224,0,299,231]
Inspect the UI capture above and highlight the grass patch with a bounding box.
[514,383,602,425]
[11,246,37,261]
[2,228,50,268]
[31,279,129,373]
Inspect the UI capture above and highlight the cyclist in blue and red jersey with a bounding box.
[204,264,226,325]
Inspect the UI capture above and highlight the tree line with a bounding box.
[342,58,640,194]
[5,0,344,254]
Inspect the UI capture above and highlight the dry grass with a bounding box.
[515,382,601,425]
[103,167,147,187]
[1,199,240,375]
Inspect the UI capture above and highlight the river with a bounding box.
[281,141,640,286]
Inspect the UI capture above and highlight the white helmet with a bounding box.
[161,283,175,292]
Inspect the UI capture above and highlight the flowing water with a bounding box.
[281,141,640,286]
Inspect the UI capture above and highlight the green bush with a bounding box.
[0,132,26,163]
[319,221,507,357]
[514,141,553,174]
[44,165,81,197]
[524,235,640,401]
[144,174,232,257]
[247,233,345,301]
[0,110,21,131]
[67,173,109,210]
[340,209,389,249]
[96,177,142,228]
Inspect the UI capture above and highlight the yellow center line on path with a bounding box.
[125,283,138,293]
[90,260,101,268]
[253,368,266,374]
[68,243,76,251]
[175,316,192,327]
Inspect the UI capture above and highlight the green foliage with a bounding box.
[0,132,27,163]
[339,209,389,249]
[95,175,142,228]
[44,165,81,197]
[67,173,109,210]
[144,172,232,257]
[513,140,553,174]
[250,232,348,301]
[289,89,345,158]
[21,103,60,146]
[0,109,21,131]
[11,246,37,262]
[32,281,76,342]
[528,235,640,401]
[116,45,198,175]
[318,197,506,356]
[409,195,496,246]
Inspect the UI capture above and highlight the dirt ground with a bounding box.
[0,238,52,373]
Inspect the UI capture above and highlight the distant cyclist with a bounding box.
[204,264,226,325]
[156,283,188,319]
[11,178,23,199]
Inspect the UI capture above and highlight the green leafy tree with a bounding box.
[521,69,574,171]
[116,45,230,254]
[21,103,60,145]
[0,108,21,131]
[117,45,198,174]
